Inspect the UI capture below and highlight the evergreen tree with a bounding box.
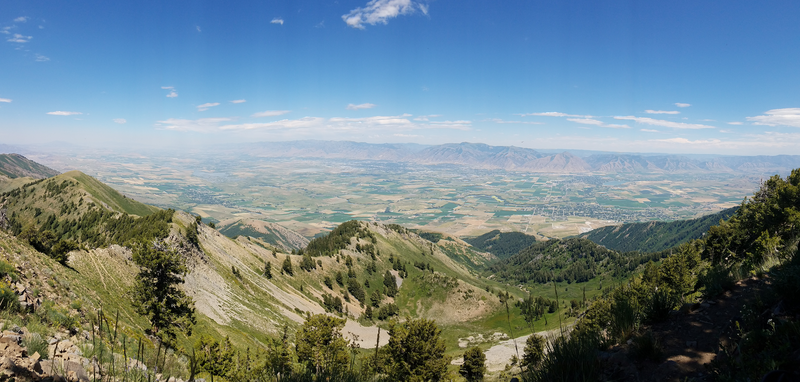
[386,318,448,381]
[460,346,487,382]
[264,261,273,279]
[296,314,350,377]
[131,242,195,343]
[282,256,294,276]
[521,334,546,370]
[384,270,398,297]
[194,335,235,382]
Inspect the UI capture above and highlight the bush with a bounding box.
[522,334,546,370]
[376,303,399,320]
[698,264,735,298]
[0,282,20,312]
[525,331,601,382]
[460,346,486,382]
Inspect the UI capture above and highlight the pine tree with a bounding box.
[131,242,195,343]
[386,318,448,381]
[460,346,486,382]
[282,256,294,276]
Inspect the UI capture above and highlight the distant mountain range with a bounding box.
[238,141,800,174]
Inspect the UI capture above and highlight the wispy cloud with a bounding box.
[487,118,543,125]
[519,112,589,118]
[161,86,178,98]
[1,26,13,35]
[674,103,691,108]
[346,103,376,110]
[157,117,234,132]
[7,33,32,43]
[113,118,127,124]
[641,129,659,133]
[567,118,630,129]
[230,99,246,104]
[645,110,679,115]
[394,133,422,138]
[271,18,284,25]
[221,117,325,130]
[196,26,201,32]
[197,102,220,112]
[746,108,800,128]
[252,110,291,117]
[35,54,49,62]
[727,122,743,125]
[614,116,714,129]
[652,138,721,145]
[343,0,425,29]
[47,111,82,116]
[413,114,441,121]
[0,98,11,103]
[14,17,28,23]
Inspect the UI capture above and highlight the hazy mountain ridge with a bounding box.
[0,153,61,179]
[237,141,800,174]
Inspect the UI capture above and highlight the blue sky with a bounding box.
[1,0,800,155]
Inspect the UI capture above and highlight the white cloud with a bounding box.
[157,117,234,132]
[0,98,11,103]
[394,133,422,138]
[346,103,376,110]
[14,17,28,23]
[520,111,590,118]
[1,26,13,34]
[427,120,472,130]
[252,110,291,117]
[727,122,743,125]
[7,33,32,43]
[35,54,49,62]
[113,118,127,124]
[567,118,603,126]
[196,26,201,32]
[220,117,325,130]
[47,111,82,116]
[230,99,246,104]
[641,129,659,133]
[161,86,178,98]
[342,0,424,29]
[645,110,679,115]
[746,108,800,128]
[488,118,543,125]
[413,114,441,121]
[567,118,630,129]
[675,103,691,108]
[614,116,714,129]
[271,18,284,25]
[197,102,220,111]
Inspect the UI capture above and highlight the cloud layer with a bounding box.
[252,110,291,117]
[197,102,220,111]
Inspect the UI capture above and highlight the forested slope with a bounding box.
[578,206,737,252]
[463,229,537,259]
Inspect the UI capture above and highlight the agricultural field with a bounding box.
[32,150,759,239]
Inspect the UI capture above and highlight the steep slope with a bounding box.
[217,218,310,252]
[577,206,738,252]
[463,229,537,259]
[0,153,60,179]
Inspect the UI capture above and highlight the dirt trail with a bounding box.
[603,277,768,382]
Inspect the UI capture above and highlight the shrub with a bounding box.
[525,331,601,382]
[698,264,735,298]
[460,347,486,382]
[521,334,546,370]
[23,333,49,359]
[0,282,20,312]
[629,332,662,362]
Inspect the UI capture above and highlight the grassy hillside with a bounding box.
[60,170,159,216]
[577,206,738,252]
[0,153,60,179]
[463,229,537,259]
